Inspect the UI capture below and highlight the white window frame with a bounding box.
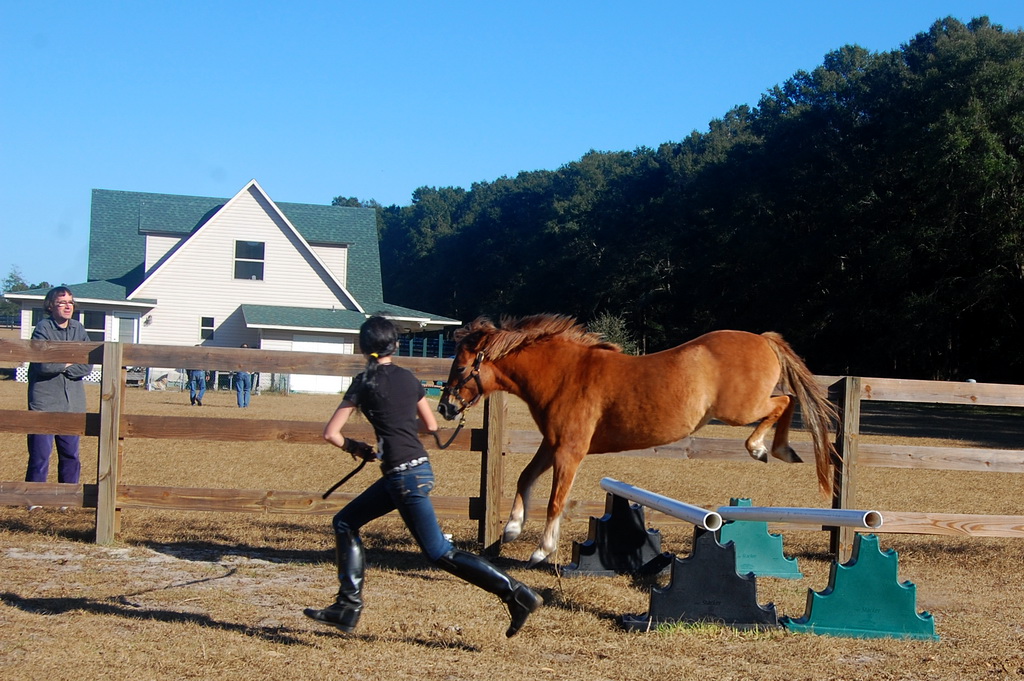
[234,240,266,281]
[112,313,139,343]
[81,309,106,341]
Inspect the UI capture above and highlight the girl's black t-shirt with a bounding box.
[343,363,427,469]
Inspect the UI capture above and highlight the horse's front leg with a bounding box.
[503,444,554,544]
[530,450,586,566]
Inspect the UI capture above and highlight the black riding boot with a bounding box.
[437,549,542,637]
[304,529,365,632]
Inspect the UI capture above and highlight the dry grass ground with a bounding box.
[1,349,1023,680]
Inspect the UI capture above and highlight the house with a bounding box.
[5,179,460,392]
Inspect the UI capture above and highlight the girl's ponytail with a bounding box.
[358,316,399,396]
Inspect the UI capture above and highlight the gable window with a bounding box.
[234,240,265,280]
[201,317,215,340]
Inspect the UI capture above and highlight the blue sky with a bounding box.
[3,1,1023,289]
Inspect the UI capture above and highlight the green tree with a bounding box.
[1,265,48,318]
[587,312,638,355]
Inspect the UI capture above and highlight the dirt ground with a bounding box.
[1,355,1023,680]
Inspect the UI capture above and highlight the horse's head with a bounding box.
[438,313,615,420]
[438,318,496,421]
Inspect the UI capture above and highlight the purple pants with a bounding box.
[26,434,81,483]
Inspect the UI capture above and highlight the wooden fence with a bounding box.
[1,339,1022,560]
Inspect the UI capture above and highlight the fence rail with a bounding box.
[2,339,1022,560]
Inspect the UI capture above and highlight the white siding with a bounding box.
[311,244,348,287]
[19,308,32,339]
[258,334,294,352]
[133,184,354,349]
[258,330,360,393]
[145,235,183,274]
[290,335,355,393]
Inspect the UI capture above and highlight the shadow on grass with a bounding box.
[0,589,485,651]
[0,510,97,543]
[537,585,627,624]
[0,590,313,645]
[136,529,537,573]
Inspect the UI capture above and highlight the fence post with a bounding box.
[829,376,861,561]
[95,341,123,544]
[479,392,507,552]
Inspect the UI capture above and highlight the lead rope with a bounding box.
[431,415,467,450]
[321,458,369,499]
[322,415,467,499]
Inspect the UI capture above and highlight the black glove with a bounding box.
[342,437,376,461]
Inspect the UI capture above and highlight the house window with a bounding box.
[82,311,105,341]
[115,315,138,343]
[201,317,215,340]
[31,307,103,340]
[234,240,265,280]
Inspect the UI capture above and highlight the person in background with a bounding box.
[26,286,93,486]
[304,316,542,638]
[234,343,252,408]
[187,348,208,406]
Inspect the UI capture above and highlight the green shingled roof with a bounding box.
[241,305,367,331]
[240,303,459,331]
[360,302,461,324]
[10,280,156,304]
[88,188,383,303]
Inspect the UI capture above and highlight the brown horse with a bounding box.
[438,314,839,565]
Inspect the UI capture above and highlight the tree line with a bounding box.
[0,267,50,322]
[339,17,1024,383]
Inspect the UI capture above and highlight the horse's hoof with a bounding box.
[527,548,549,566]
[773,446,803,463]
[749,447,768,462]
[502,524,522,543]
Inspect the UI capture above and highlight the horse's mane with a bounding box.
[454,314,622,360]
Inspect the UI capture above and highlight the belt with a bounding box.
[382,456,429,476]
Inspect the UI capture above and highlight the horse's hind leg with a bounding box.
[769,395,802,463]
[530,451,585,566]
[745,395,802,463]
[503,444,554,544]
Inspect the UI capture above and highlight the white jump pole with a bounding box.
[717,505,883,529]
[600,478,723,532]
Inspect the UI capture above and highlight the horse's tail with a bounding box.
[762,332,840,499]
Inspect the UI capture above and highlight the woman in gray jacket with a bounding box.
[26,286,92,484]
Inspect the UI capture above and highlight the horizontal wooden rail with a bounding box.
[871,511,1024,538]
[0,481,486,519]
[0,481,94,508]
[0,408,478,449]
[1,339,454,380]
[857,443,1024,473]
[507,431,807,460]
[858,376,1024,407]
